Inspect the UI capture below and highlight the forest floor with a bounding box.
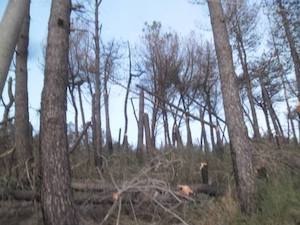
[0,141,299,225]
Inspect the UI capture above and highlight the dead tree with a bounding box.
[40,0,78,224]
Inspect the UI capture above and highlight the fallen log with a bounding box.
[0,183,223,204]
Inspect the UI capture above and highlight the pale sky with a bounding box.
[0,0,213,145]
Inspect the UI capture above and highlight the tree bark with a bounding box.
[0,0,30,97]
[15,0,32,178]
[40,0,78,224]
[208,0,256,214]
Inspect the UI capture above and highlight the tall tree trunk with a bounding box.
[234,23,261,138]
[123,42,133,149]
[15,1,32,179]
[93,0,102,168]
[40,0,78,224]
[208,0,256,214]
[0,0,30,97]
[276,0,300,100]
[137,89,144,162]
[104,81,113,154]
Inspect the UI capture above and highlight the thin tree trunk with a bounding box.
[93,0,102,168]
[207,98,216,150]
[104,82,113,154]
[0,0,30,97]
[150,99,158,148]
[143,112,154,154]
[208,0,256,214]
[15,1,32,179]
[123,42,133,149]
[137,90,144,162]
[40,0,78,224]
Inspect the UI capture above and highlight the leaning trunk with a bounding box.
[0,0,30,96]
[208,0,256,214]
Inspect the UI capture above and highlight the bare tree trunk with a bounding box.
[0,0,30,97]
[137,90,144,162]
[104,82,113,154]
[15,1,32,179]
[143,113,154,154]
[207,98,216,149]
[93,0,102,168]
[40,0,78,224]
[276,0,300,100]
[123,42,133,149]
[208,0,256,214]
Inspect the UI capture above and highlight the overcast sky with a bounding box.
[0,0,215,145]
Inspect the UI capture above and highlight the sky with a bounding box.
[0,0,213,145]
[0,0,294,146]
